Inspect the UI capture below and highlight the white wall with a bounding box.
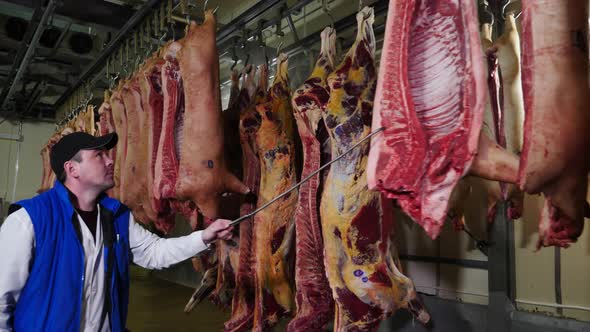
[0,118,55,205]
[397,180,590,322]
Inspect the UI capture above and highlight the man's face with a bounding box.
[66,148,114,191]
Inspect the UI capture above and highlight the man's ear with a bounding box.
[64,160,80,179]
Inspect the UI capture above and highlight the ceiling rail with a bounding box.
[0,0,56,110]
[53,0,163,108]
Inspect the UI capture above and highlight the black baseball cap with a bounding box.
[50,132,118,180]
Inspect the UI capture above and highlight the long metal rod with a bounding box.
[55,0,311,111]
[0,132,23,141]
[24,82,46,116]
[0,6,43,106]
[10,121,22,203]
[516,299,590,312]
[54,0,162,107]
[554,247,563,315]
[283,0,388,55]
[399,254,489,270]
[216,0,285,43]
[48,21,72,57]
[0,1,56,111]
[230,127,384,226]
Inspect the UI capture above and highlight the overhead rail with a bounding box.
[0,0,57,111]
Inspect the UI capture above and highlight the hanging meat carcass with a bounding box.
[250,54,298,331]
[38,146,49,193]
[154,41,182,203]
[496,13,525,220]
[225,64,265,332]
[321,7,429,331]
[85,105,96,135]
[176,10,249,219]
[223,69,244,180]
[120,77,150,223]
[98,91,115,137]
[518,0,590,248]
[138,54,176,233]
[38,132,60,193]
[97,90,117,197]
[287,27,336,332]
[367,0,487,239]
[471,14,525,223]
[152,41,199,226]
[110,83,128,201]
[210,69,243,308]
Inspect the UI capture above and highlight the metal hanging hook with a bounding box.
[230,45,239,70]
[322,0,335,30]
[502,0,522,20]
[276,40,284,57]
[203,0,219,14]
[479,0,495,25]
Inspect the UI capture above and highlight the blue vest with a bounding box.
[10,181,131,332]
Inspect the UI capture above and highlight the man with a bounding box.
[0,132,236,332]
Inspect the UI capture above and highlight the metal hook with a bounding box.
[502,0,522,20]
[276,40,284,57]
[322,0,335,30]
[159,30,168,42]
[230,46,239,70]
[109,72,119,90]
[168,21,176,41]
[479,0,495,25]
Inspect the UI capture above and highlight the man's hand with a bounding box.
[202,219,234,244]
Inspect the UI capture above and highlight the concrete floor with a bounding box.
[127,265,590,332]
[127,265,230,332]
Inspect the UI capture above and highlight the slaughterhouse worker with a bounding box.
[0,132,235,332]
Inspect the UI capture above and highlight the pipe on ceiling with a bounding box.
[0,0,57,111]
[53,0,163,108]
[56,0,306,109]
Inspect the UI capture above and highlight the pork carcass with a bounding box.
[474,14,525,223]
[98,91,115,137]
[152,41,198,225]
[367,0,486,239]
[85,105,96,135]
[97,91,117,197]
[138,55,175,233]
[519,0,590,248]
[120,77,149,223]
[38,146,49,193]
[110,83,128,201]
[176,11,249,219]
[225,65,265,332]
[496,13,525,220]
[287,27,336,332]
[250,54,298,331]
[321,7,429,331]
[154,41,183,202]
[38,133,59,193]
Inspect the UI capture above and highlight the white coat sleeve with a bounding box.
[128,214,211,270]
[0,209,35,332]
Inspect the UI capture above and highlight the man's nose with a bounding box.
[105,154,114,166]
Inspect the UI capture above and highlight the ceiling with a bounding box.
[0,0,514,125]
